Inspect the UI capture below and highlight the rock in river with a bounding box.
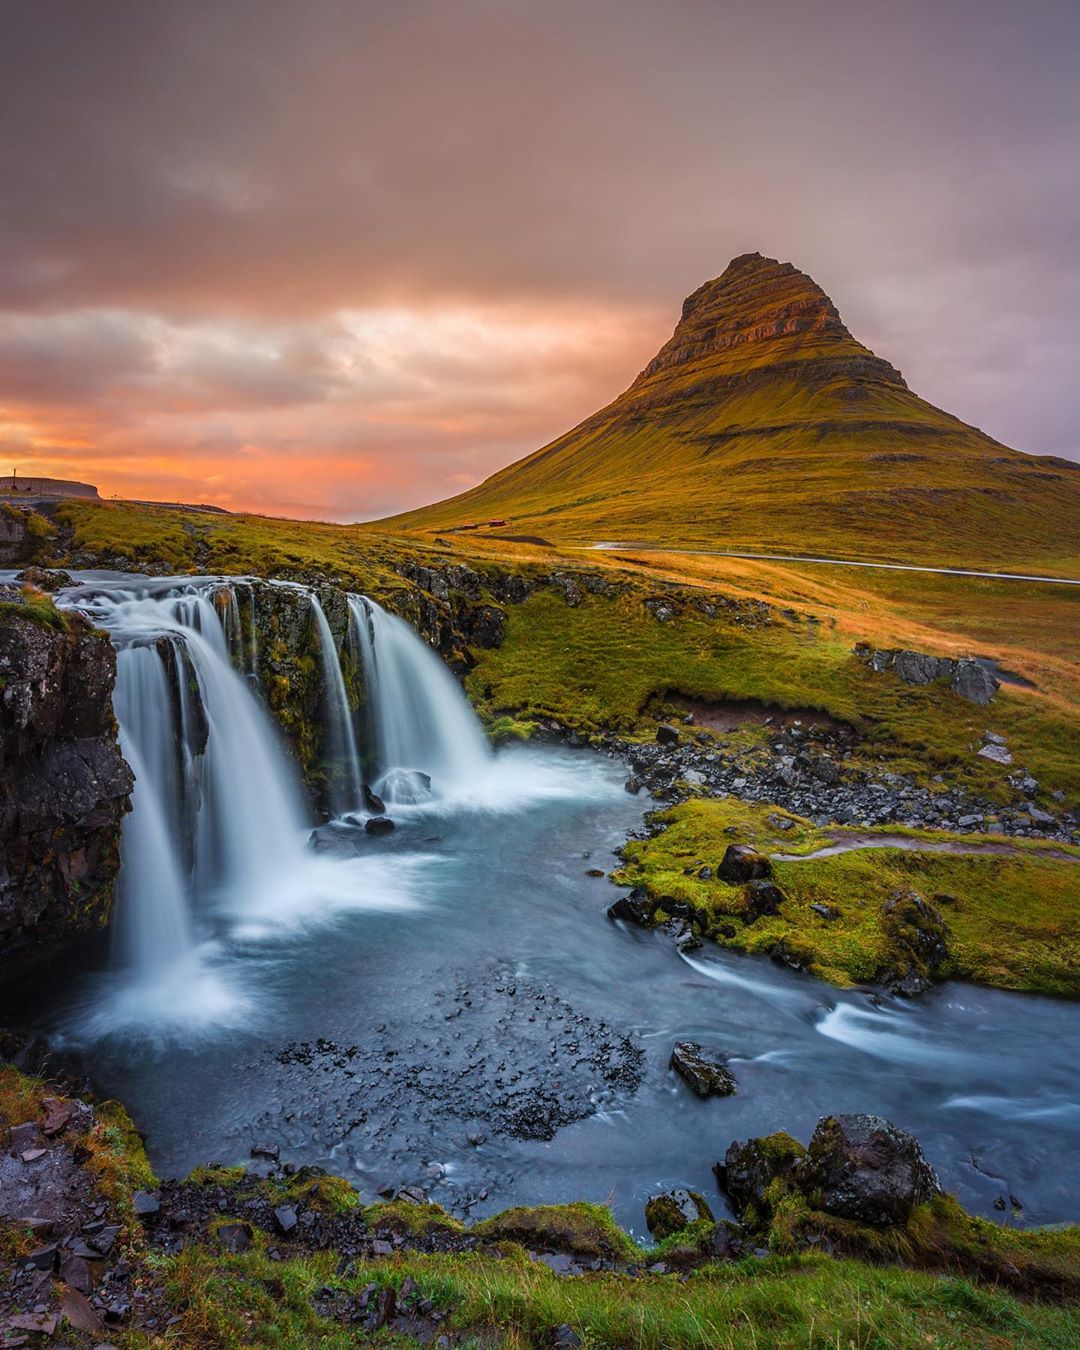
[670,1041,737,1097]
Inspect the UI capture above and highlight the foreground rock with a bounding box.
[0,586,132,978]
[798,1113,940,1226]
[719,1113,940,1230]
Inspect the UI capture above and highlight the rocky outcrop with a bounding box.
[718,1114,940,1231]
[0,587,132,977]
[855,644,999,705]
[797,1114,940,1226]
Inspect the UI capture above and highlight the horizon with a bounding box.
[2,1,1079,521]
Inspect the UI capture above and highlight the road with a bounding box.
[589,543,1080,586]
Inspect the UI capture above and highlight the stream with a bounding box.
[9,572,1080,1238]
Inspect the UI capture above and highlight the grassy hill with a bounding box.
[384,253,1080,574]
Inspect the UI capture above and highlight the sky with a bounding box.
[1,0,1078,521]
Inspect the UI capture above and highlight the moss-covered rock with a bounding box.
[644,1189,714,1241]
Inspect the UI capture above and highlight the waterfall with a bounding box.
[309,595,363,812]
[64,578,309,971]
[347,595,491,802]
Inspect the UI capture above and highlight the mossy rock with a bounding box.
[644,1188,715,1241]
[475,1203,638,1260]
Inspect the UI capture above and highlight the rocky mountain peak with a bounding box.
[640,252,857,381]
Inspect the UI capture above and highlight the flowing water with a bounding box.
[9,571,1080,1237]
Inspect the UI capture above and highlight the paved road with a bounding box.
[590,543,1080,586]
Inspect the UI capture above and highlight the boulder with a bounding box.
[892,650,951,686]
[217,1222,254,1254]
[743,879,785,924]
[670,1041,736,1097]
[362,784,386,814]
[15,567,72,592]
[365,816,396,835]
[644,1188,714,1240]
[797,1113,940,1226]
[606,887,655,926]
[702,1221,745,1261]
[881,889,949,995]
[952,659,998,705]
[717,1132,807,1224]
[656,724,680,746]
[716,844,771,884]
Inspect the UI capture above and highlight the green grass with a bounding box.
[156,1243,1080,1348]
[615,798,1080,994]
[0,584,70,632]
[467,588,1080,801]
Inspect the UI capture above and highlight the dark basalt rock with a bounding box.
[797,1113,941,1226]
[606,887,655,925]
[670,1041,736,1097]
[880,889,949,995]
[644,1188,713,1240]
[16,566,73,592]
[952,658,999,706]
[716,844,771,884]
[703,1221,745,1261]
[365,816,396,835]
[855,644,999,705]
[362,784,386,815]
[656,723,680,746]
[743,878,786,924]
[216,1222,254,1254]
[717,1132,807,1224]
[0,594,133,977]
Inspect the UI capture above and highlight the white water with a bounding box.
[347,595,492,803]
[58,575,424,1038]
[309,594,363,812]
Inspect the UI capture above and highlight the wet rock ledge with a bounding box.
[0,581,132,980]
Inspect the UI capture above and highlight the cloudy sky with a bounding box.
[1,0,1077,520]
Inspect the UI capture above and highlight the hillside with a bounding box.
[383,253,1080,574]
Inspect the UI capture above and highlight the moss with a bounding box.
[80,1097,157,1215]
[189,1164,249,1187]
[362,1198,466,1237]
[0,586,70,632]
[475,1203,640,1262]
[616,797,1080,995]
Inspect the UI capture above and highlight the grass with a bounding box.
[467,587,1080,801]
[0,584,70,632]
[155,1244,1080,1348]
[614,798,1080,994]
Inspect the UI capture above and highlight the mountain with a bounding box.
[381,253,1080,573]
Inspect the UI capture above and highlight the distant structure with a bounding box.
[0,471,99,499]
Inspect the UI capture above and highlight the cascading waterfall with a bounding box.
[347,594,491,802]
[309,595,363,812]
[63,577,309,982]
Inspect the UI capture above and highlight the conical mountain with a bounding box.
[384,254,1080,573]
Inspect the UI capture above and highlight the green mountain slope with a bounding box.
[382,253,1080,573]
